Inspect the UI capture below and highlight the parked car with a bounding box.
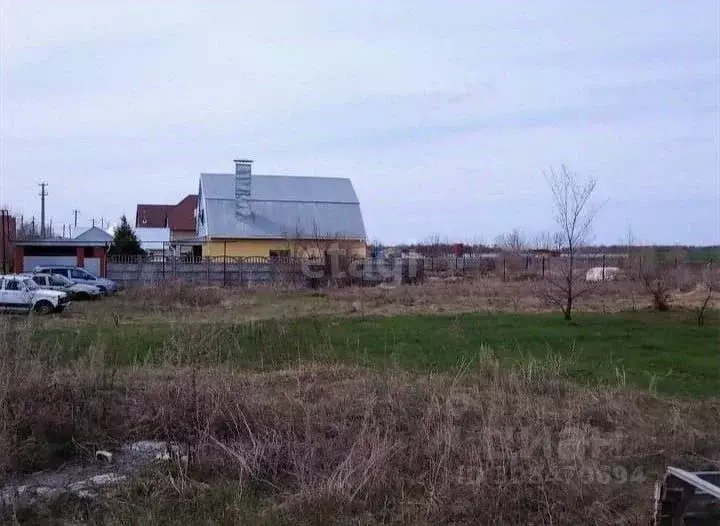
[0,274,70,314]
[32,265,118,295]
[30,273,102,300]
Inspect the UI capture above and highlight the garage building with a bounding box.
[13,238,111,277]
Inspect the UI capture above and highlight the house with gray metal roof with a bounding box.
[194,159,367,258]
[72,226,113,243]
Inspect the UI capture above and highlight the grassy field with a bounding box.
[30,310,718,396]
[2,280,719,524]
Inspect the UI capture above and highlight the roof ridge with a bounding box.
[201,173,352,180]
[204,196,359,203]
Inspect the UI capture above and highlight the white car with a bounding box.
[0,274,70,314]
[30,273,102,300]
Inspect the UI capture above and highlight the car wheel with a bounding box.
[97,286,107,295]
[77,292,90,300]
[34,301,54,315]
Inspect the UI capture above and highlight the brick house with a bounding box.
[135,195,198,241]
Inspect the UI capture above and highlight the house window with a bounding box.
[269,250,290,259]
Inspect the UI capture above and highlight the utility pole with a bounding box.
[72,209,79,228]
[39,182,48,238]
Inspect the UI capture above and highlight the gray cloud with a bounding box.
[1,1,717,245]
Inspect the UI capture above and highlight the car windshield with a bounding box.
[23,279,39,291]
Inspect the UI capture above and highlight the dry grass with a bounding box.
[38,268,720,330]
[1,331,718,524]
[327,275,720,318]
[4,275,718,522]
[120,280,228,309]
[44,287,332,328]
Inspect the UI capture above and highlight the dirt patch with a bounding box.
[1,441,185,509]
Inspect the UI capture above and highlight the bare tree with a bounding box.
[14,215,58,240]
[543,165,599,320]
[533,232,551,252]
[532,231,563,254]
[625,226,635,267]
[495,228,527,253]
[625,225,639,311]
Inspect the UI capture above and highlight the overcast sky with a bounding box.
[1,1,718,245]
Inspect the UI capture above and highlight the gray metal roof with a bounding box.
[14,239,110,247]
[199,174,366,240]
[73,226,113,243]
[200,174,360,203]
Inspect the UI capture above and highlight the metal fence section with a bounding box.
[421,254,713,280]
[108,252,711,288]
[107,255,425,288]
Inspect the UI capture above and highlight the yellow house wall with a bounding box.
[203,239,367,258]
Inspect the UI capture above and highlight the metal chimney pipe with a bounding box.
[234,159,253,219]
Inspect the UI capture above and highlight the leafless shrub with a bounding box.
[638,253,695,312]
[696,267,719,327]
[641,271,673,311]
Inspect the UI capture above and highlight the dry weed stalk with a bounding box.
[1,333,718,524]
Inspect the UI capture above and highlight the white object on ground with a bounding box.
[585,267,622,282]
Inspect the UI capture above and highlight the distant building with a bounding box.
[135,194,198,241]
[194,159,367,258]
[134,227,171,254]
[9,224,114,276]
[12,239,110,277]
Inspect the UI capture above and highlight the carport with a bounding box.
[13,239,111,277]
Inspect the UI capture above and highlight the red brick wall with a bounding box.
[1,212,16,272]
[91,246,107,277]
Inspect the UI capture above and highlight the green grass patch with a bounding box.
[30,311,719,397]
